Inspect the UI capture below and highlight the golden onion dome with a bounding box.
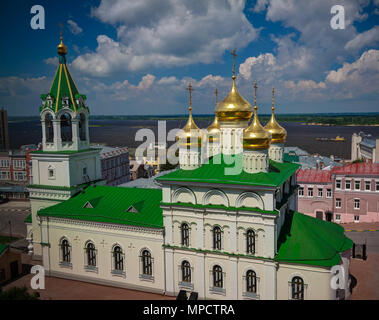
[264,88,287,144]
[207,115,220,143]
[178,107,203,148]
[264,106,287,143]
[215,77,253,122]
[243,106,272,150]
[57,36,67,55]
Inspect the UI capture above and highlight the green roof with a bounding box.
[0,244,7,256]
[40,54,87,114]
[283,153,299,163]
[30,148,97,155]
[37,186,163,229]
[157,154,300,187]
[24,214,32,223]
[276,211,353,267]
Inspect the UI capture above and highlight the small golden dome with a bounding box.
[215,77,253,122]
[207,115,220,143]
[264,88,287,144]
[264,107,287,143]
[57,36,67,55]
[243,106,272,150]
[178,107,203,148]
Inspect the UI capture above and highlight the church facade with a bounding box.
[25,38,353,300]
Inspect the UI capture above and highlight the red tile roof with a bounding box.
[297,169,332,183]
[331,162,379,176]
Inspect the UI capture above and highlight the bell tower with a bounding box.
[26,36,104,260]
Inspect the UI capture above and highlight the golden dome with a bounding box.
[243,105,272,150]
[57,36,67,55]
[264,107,287,143]
[215,77,253,122]
[264,88,287,144]
[178,107,203,148]
[207,115,220,143]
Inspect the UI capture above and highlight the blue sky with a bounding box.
[0,0,378,116]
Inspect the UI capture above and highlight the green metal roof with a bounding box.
[157,154,300,187]
[0,244,7,256]
[37,186,163,229]
[24,214,32,224]
[276,211,353,267]
[40,54,87,114]
[283,153,300,163]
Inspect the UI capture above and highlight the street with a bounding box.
[0,201,30,238]
[345,231,379,254]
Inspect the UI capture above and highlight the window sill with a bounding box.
[242,292,259,300]
[179,281,193,290]
[139,274,154,282]
[209,287,226,295]
[84,265,98,273]
[59,261,72,269]
[111,269,126,277]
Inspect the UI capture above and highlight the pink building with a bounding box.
[297,163,379,223]
[297,169,333,221]
[332,163,379,223]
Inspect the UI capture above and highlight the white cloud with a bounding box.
[44,57,58,66]
[67,20,83,35]
[239,53,277,80]
[73,0,258,76]
[345,26,379,51]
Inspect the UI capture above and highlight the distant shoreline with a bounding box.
[302,123,379,127]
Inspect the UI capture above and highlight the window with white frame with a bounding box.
[336,198,341,208]
[354,215,360,222]
[13,171,26,181]
[13,160,26,169]
[345,180,351,190]
[365,181,371,191]
[0,159,9,167]
[0,171,10,180]
[354,199,360,210]
[336,179,341,189]
[326,189,332,198]
[355,180,361,190]
[213,226,222,250]
[298,187,304,197]
[335,214,341,221]
[317,188,323,197]
[308,188,313,197]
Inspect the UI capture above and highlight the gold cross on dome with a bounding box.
[254,80,258,106]
[272,87,275,109]
[215,88,218,104]
[186,83,194,107]
[231,49,237,77]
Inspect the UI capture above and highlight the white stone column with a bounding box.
[269,143,284,162]
[71,119,80,150]
[53,119,62,151]
[263,261,277,300]
[41,120,46,147]
[243,149,269,173]
[229,257,238,299]
[164,248,175,296]
[196,253,206,299]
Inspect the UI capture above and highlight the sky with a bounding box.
[0,0,378,116]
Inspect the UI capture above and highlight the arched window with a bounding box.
[86,242,96,266]
[113,246,123,271]
[181,260,191,283]
[213,265,223,288]
[61,239,71,263]
[246,229,255,254]
[60,112,72,142]
[79,113,86,141]
[291,276,304,300]
[246,270,257,293]
[181,223,189,247]
[45,113,54,143]
[213,226,222,250]
[142,250,152,275]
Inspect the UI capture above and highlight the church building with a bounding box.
[25,38,353,300]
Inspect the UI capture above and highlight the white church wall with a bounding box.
[41,218,166,294]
